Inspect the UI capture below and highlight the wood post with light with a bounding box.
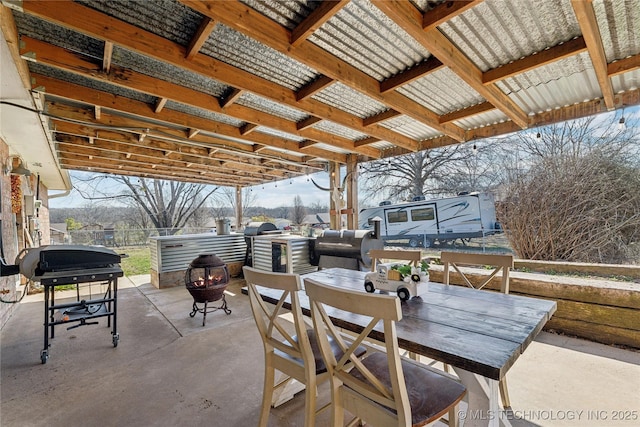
[345,155,358,229]
[235,185,242,231]
[328,162,340,230]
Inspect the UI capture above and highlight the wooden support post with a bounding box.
[329,162,340,230]
[235,185,243,231]
[346,155,358,230]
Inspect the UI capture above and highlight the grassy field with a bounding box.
[119,246,151,277]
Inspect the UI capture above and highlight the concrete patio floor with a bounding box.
[1,274,638,427]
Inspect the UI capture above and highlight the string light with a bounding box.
[536,132,541,138]
[618,116,626,130]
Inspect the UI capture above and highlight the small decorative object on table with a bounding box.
[185,254,232,326]
[364,260,429,301]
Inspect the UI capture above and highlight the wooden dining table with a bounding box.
[256,267,557,427]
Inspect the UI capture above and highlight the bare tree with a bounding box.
[292,195,306,225]
[74,175,219,235]
[360,144,479,203]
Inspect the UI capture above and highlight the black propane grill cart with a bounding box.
[14,245,124,364]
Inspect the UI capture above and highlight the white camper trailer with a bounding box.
[358,192,501,248]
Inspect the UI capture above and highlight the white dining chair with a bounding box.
[305,277,467,427]
[243,266,365,427]
[440,251,514,410]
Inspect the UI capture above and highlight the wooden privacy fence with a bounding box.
[428,265,640,349]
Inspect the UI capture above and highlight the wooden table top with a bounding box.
[258,267,557,381]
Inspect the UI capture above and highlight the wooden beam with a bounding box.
[0,4,31,89]
[607,53,640,77]
[155,97,168,113]
[94,105,101,120]
[379,56,444,93]
[354,137,380,147]
[422,0,483,32]
[18,1,394,154]
[240,123,258,135]
[439,101,494,124]
[296,116,323,131]
[188,128,200,139]
[571,0,615,109]
[295,75,334,101]
[219,88,244,108]
[22,38,374,159]
[183,0,460,145]
[290,0,348,47]
[298,140,318,150]
[363,109,401,127]
[374,0,530,129]
[483,37,588,85]
[186,16,216,60]
[102,41,113,73]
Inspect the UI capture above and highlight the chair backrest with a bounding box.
[440,251,514,294]
[304,278,413,425]
[243,266,312,366]
[369,249,422,272]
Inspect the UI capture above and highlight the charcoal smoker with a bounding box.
[185,254,231,326]
[310,217,383,270]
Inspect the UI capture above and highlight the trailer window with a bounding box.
[387,211,408,223]
[412,207,435,221]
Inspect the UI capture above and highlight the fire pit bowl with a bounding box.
[185,254,231,325]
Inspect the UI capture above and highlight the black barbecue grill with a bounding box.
[10,245,124,364]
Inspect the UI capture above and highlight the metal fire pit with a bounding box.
[185,254,231,326]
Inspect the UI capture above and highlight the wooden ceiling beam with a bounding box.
[422,0,484,32]
[483,36,588,85]
[374,0,529,129]
[182,0,461,145]
[186,16,216,60]
[290,0,348,47]
[219,88,244,108]
[296,116,323,131]
[19,1,395,155]
[21,37,365,159]
[439,101,495,124]
[296,75,334,101]
[607,53,640,77]
[46,102,322,175]
[363,109,401,127]
[102,41,113,73]
[571,0,615,109]
[379,57,444,93]
[0,4,32,89]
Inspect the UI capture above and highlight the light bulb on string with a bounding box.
[619,116,626,130]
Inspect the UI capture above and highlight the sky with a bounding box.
[48,106,639,211]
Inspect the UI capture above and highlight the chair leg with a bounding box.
[303,377,317,427]
[259,363,275,427]
[499,377,511,409]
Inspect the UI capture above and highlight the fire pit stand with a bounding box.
[185,254,232,326]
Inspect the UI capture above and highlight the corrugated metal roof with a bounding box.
[14,12,103,58]
[312,120,368,141]
[453,109,510,132]
[76,0,201,47]
[440,0,581,72]
[254,127,305,143]
[29,62,156,105]
[240,0,318,30]
[201,23,318,91]
[309,0,431,81]
[112,47,228,97]
[311,82,387,118]
[237,92,309,122]
[497,53,601,113]
[380,115,439,141]
[165,100,244,128]
[594,0,640,62]
[399,68,484,115]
